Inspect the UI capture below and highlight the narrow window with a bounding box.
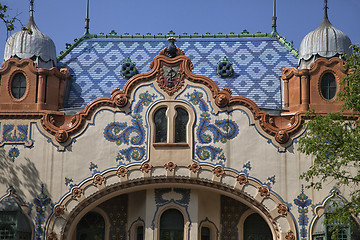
[174,108,189,143]
[160,209,184,240]
[11,73,27,99]
[154,107,167,143]
[320,73,337,100]
[76,212,105,240]
[136,226,144,240]
[201,226,211,240]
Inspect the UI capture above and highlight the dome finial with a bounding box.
[85,0,90,35]
[30,0,34,18]
[324,0,328,20]
[271,0,277,35]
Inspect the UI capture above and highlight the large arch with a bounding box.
[45,162,297,240]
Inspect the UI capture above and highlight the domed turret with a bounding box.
[3,1,57,69]
[298,1,352,69]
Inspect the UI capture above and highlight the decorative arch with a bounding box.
[45,162,297,240]
[199,217,219,240]
[128,217,145,240]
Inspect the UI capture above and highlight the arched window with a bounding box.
[174,107,189,143]
[243,213,272,240]
[312,198,360,240]
[154,107,167,143]
[320,72,337,100]
[11,73,27,99]
[0,196,32,240]
[76,212,105,240]
[160,209,184,240]
[201,226,210,240]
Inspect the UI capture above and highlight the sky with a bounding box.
[1,0,359,61]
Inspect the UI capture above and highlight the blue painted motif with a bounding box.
[8,147,20,161]
[186,90,239,165]
[59,38,298,109]
[294,185,312,240]
[1,124,32,146]
[64,177,74,189]
[104,91,156,164]
[264,175,276,188]
[89,162,99,174]
[33,185,51,240]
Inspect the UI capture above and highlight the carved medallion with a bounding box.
[157,65,184,96]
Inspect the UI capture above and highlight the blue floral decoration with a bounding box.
[120,57,138,79]
[216,57,234,77]
[294,185,312,240]
[186,90,239,164]
[8,147,20,161]
[104,91,156,163]
[33,185,51,240]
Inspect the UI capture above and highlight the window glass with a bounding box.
[154,108,167,143]
[175,108,188,143]
[244,213,272,240]
[320,73,337,100]
[136,226,144,240]
[201,226,210,240]
[11,73,27,99]
[76,212,105,240]
[160,209,184,240]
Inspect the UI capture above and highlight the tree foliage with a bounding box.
[298,45,360,238]
[0,3,16,32]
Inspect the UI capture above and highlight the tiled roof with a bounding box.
[59,34,298,109]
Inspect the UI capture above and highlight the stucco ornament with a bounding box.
[55,130,68,143]
[93,174,105,186]
[277,203,288,216]
[258,186,270,197]
[285,230,296,240]
[164,161,177,171]
[212,166,225,177]
[117,166,129,177]
[275,130,289,144]
[71,187,83,199]
[188,162,201,173]
[140,163,153,173]
[215,88,232,108]
[47,232,58,240]
[236,174,248,185]
[54,205,65,216]
[114,94,128,108]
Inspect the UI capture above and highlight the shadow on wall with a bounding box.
[0,148,43,201]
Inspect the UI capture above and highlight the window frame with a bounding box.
[9,71,28,101]
[149,101,194,148]
[319,71,337,101]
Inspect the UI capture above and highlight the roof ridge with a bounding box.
[57,31,299,61]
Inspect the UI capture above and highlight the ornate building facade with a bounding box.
[0,1,359,240]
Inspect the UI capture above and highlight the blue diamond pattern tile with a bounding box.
[59,38,298,109]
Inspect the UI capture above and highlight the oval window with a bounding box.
[11,73,27,99]
[320,73,337,100]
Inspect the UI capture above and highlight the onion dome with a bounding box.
[3,2,57,69]
[298,1,352,69]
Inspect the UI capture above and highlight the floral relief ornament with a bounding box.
[117,166,129,177]
[188,162,201,173]
[164,161,177,171]
[236,174,248,185]
[140,163,153,173]
[285,230,296,240]
[71,187,83,199]
[277,203,288,216]
[93,174,105,186]
[54,205,65,216]
[212,166,225,177]
[47,232,58,240]
[258,186,270,197]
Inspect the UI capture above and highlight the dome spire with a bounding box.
[85,0,90,35]
[324,0,328,20]
[271,0,277,34]
[30,0,34,18]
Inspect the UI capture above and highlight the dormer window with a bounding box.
[11,73,27,99]
[320,72,337,100]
